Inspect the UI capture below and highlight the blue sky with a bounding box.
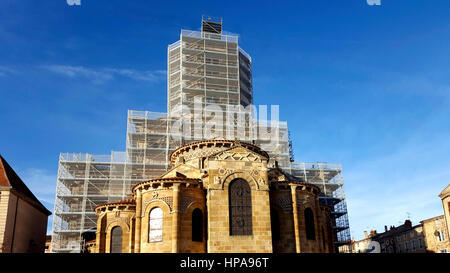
[0,0,449,240]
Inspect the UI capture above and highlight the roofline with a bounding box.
[131,177,202,192]
[439,185,450,198]
[268,167,321,193]
[94,199,136,211]
[169,139,269,164]
[269,180,321,193]
[420,215,444,223]
[0,155,51,216]
[2,187,52,216]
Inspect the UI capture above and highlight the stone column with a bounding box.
[95,214,106,253]
[313,195,321,252]
[172,183,181,253]
[291,185,301,253]
[135,190,142,253]
[95,230,101,253]
[129,216,134,253]
[206,188,212,252]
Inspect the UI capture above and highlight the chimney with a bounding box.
[405,220,412,227]
[364,231,368,239]
[385,225,388,232]
[370,230,377,236]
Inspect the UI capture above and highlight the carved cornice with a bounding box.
[94,199,136,214]
[169,139,269,165]
[131,177,202,193]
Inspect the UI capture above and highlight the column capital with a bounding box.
[173,183,181,191]
[290,184,298,192]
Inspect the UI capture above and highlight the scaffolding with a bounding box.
[51,153,128,252]
[51,17,351,252]
[168,26,251,117]
[289,162,351,246]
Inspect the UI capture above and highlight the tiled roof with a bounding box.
[372,222,413,240]
[0,155,51,216]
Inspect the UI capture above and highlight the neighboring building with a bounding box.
[341,184,450,254]
[342,221,427,253]
[439,184,450,243]
[421,215,449,253]
[350,230,380,253]
[338,242,352,253]
[0,155,52,253]
[375,221,426,253]
[393,224,426,253]
[45,235,52,253]
[93,139,335,253]
[52,16,350,253]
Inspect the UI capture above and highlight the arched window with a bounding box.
[271,208,280,241]
[229,178,252,235]
[192,208,203,242]
[304,208,316,240]
[110,226,123,253]
[149,207,163,242]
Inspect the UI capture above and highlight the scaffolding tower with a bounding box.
[51,17,351,252]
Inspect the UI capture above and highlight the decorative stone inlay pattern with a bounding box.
[215,152,261,162]
[214,176,222,184]
[258,177,266,185]
[183,147,225,161]
[179,195,197,213]
[271,196,293,214]
[143,196,173,216]
[221,171,261,191]
[107,218,130,230]
[218,168,233,176]
[296,195,313,205]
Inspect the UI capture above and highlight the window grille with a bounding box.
[229,179,252,235]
